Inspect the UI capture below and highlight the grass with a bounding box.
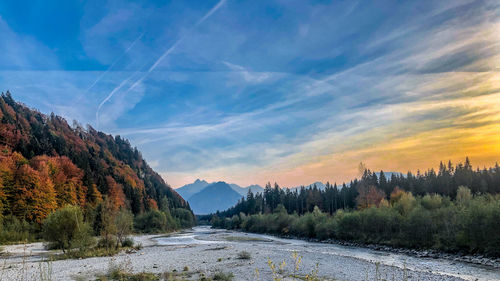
[204,246,228,251]
[97,269,234,281]
[210,271,234,281]
[223,236,270,242]
[101,268,159,281]
[50,241,142,260]
[236,251,251,260]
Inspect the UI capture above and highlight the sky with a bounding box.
[0,0,499,188]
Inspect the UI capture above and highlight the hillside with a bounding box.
[0,92,193,223]
[188,182,243,214]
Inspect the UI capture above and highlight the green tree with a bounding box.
[115,209,133,248]
[42,205,93,253]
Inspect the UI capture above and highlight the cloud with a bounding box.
[93,0,228,130]
[0,17,59,70]
[125,0,500,187]
[222,61,273,83]
[2,0,499,188]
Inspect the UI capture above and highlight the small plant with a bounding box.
[211,271,234,281]
[237,251,251,260]
[98,236,117,250]
[183,266,189,272]
[134,243,143,250]
[122,237,134,248]
[217,257,223,262]
[38,260,53,281]
[267,252,321,281]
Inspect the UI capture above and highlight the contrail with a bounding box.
[72,32,144,110]
[123,0,227,95]
[95,0,227,129]
[195,0,227,26]
[86,32,144,92]
[95,70,140,129]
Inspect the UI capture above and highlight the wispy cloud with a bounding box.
[2,0,499,188]
[222,61,273,83]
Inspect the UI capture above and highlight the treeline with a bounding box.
[0,92,194,242]
[213,188,500,256]
[215,158,500,218]
[41,199,194,257]
[211,159,500,256]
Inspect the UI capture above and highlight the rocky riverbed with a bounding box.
[1,226,498,281]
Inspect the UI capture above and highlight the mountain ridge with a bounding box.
[0,92,193,223]
[188,181,243,214]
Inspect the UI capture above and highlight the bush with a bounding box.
[211,271,234,281]
[42,205,93,253]
[215,193,500,256]
[135,210,167,233]
[237,251,251,260]
[97,236,117,249]
[115,210,134,246]
[0,215,34,243]
[171,208,196,228]
[121,237,134,248]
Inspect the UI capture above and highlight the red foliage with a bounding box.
[356,184,386,209]
[106,176,126,210]
[148,198,158,210]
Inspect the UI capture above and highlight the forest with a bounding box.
[0,92,195,245]
[211,160,500,256]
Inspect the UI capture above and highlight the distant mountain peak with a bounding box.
[188,182,243,214]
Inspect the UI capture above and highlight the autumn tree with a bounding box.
[356,184,385,210]
[10,161,57,223]
[106,176,126,210]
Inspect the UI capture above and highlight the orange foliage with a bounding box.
[148,198,158,210]
[87,183,103,205]
[0,93,191,222]
[390,186,405,205]
[12,163,57,223]
[30,155,87,207]
[106,176,126,210]
[0,150,90,223]
[356,184,386,210]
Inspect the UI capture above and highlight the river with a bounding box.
[155,226,499,281]
[1,226,498,280]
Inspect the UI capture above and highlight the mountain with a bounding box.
[178,179,263,199]
[229,183,264,196]
[188,182,243,214]
[176,179,210,199]
[289,181,326,191]
[0,92,193,223]
[376,172,402,180]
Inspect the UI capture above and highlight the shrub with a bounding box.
[0,215,34,243]
[121,237,134,248]
[115,210,134,247]
[237,251,251,260]
[97,236,117,250]
[211,271,234,281]
[171,208,196,228]
[134,210,167,233]
[42,205,93,253]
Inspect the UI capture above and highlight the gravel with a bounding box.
[1,227,498,281]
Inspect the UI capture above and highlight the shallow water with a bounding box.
[156,226,500,281]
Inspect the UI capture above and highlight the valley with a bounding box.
[2,226,498,281]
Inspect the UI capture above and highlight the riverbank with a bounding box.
[0,226,498,281]
[260,232,500,268]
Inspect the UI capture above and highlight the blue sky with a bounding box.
[0,0,499,187]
